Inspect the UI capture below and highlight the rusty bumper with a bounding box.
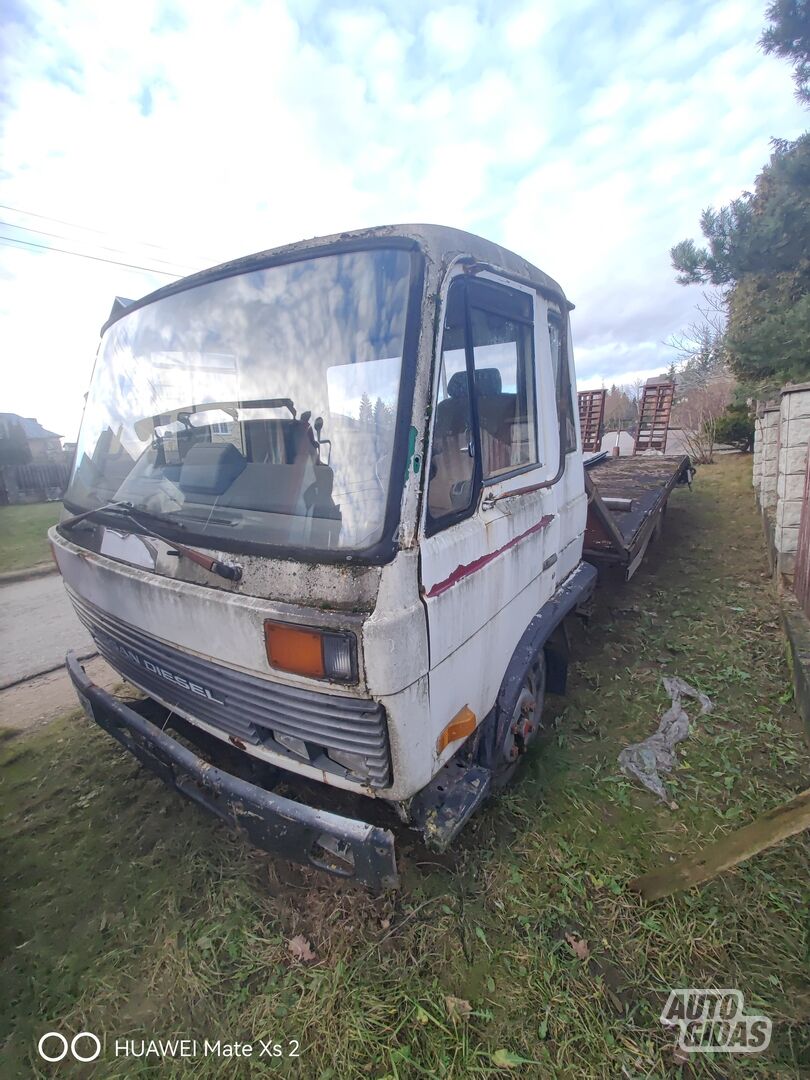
[66,652,399,891]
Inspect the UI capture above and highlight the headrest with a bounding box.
[447,368,503,399]
[179,441,246,495]
[447,372,469,399]
[475,368,502,396]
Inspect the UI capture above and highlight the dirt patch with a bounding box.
[0,656,120,736]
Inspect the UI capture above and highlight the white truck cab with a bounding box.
[52,225,599,888]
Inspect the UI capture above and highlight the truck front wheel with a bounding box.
[492,651,546,790]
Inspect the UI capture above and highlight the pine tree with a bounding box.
[0,421,32,466]
[373,396,394,431]
[669,3,810,388]
[761,0,810,104]
[671,135,810,386]
[358,392,374,426]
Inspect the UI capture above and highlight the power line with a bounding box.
[0,234,187,277]
[0,201,114,234]
[0,219,199,274]
[0,201,216,267]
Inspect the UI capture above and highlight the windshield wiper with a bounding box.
[61,500,186,531]
[60,501,242,583]
[107,502,190,533]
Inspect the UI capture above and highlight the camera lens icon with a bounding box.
[38,1031,101,1063]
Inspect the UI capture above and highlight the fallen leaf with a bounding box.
[670,1044,690,1067]
[565,932,590,960]
[606,988,625,1014]
[491,1049,536,1069]
[445,995,472,1021]
[287,934,316,963]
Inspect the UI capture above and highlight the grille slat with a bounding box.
[74,600,380,723]
[79,605,387,750]
[68,589,391,787]
[93,641,261,743]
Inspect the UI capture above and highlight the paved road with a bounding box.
[0,573,95,687]
[0,655,119,734]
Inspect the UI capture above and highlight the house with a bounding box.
[0,413,70,504]
[0,413,63,464]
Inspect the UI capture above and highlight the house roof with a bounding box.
[0,413,62,440]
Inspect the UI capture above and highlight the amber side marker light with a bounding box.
[263,621,356,681]
[437,705,476,754]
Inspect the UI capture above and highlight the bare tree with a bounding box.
[665,292,729,389]
[603,384,635,429]
[674,374,735,464]
[666,295,736,463]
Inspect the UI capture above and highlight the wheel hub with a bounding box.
[491,653,547,789]
[502,687,537,761]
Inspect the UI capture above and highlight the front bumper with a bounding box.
[66,652,399,891]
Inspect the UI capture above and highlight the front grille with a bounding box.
[67,589,390,787]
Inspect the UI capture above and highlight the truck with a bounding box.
[50,225,691,890]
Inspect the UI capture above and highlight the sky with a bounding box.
[1,0,807,442]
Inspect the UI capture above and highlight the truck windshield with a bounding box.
[65,248,417,555]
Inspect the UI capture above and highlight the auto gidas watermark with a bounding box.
[660,989,772,1054]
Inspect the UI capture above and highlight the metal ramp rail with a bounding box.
[634,380,674,453]
[577,389,607,454]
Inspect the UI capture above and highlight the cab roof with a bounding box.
[101,223,571,335]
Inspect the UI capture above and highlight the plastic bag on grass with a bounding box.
[618,677,713,806]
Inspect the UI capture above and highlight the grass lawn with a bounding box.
[1,456,808,1078]
[0,501,61,573]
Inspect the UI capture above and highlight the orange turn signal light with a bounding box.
[437,705,477,755]
[264,622,325,679]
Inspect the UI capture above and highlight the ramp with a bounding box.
[634,380,675,454]
[578,389,607,453]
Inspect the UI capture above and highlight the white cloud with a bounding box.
[501,3,560,52]
[422,5,481,72]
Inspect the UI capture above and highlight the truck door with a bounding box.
[419,272,566,748]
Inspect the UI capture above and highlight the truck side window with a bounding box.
[426,282,475,522]
[427,278,540,530]
[469,299,537,479]
[548,313,577,453]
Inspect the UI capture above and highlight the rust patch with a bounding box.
[425,515,554,598]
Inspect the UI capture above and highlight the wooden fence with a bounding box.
[0,462,70,505]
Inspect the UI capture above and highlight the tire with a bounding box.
[492,650,547,791]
